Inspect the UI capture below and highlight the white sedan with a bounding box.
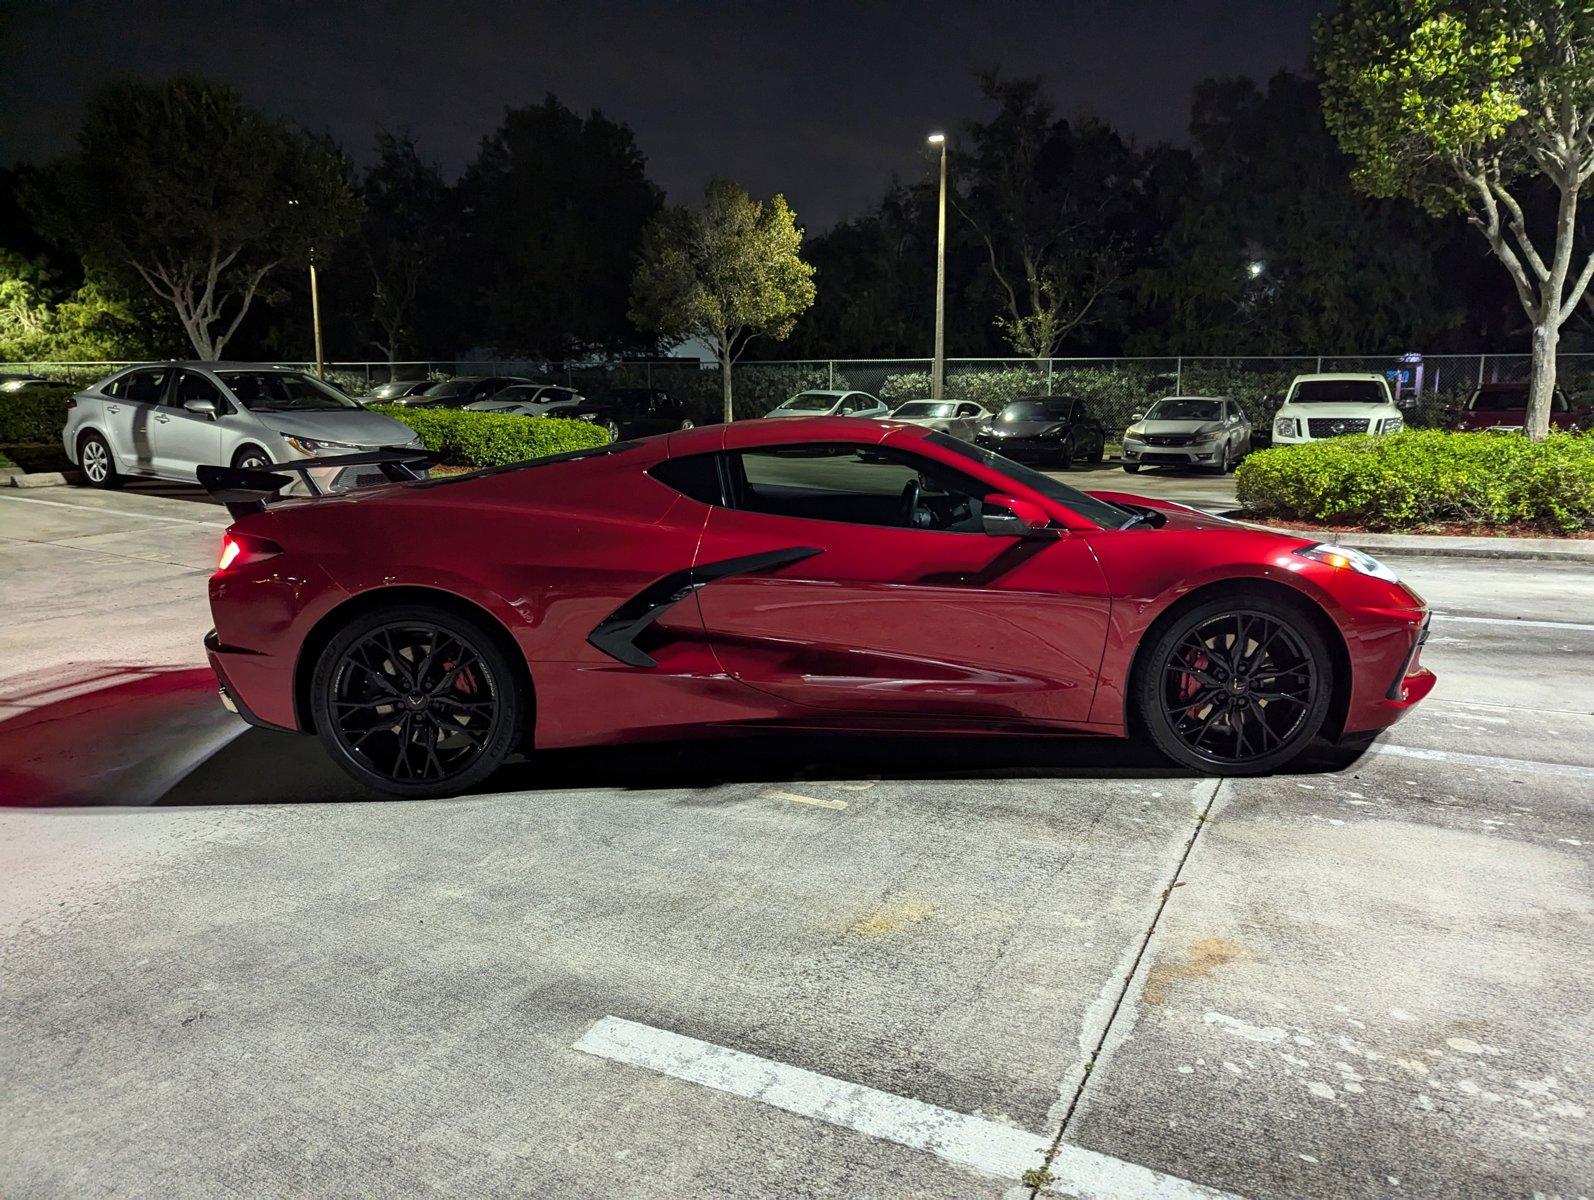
[764,390,890,419]
[466,383,583,417]
[887,398,992,441]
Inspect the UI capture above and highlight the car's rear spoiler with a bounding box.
[196,447,442,518]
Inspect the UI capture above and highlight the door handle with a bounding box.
[154,414,170,424]
[107,405,120,413]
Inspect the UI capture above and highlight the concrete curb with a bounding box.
[1223,514,1594,562]
[4,471,69,489]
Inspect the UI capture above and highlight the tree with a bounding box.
[360,133,448,366]
[459,96,662,359]
[1319,0,1594,438]
[1137,73,1465,354]
[36,75,358,360]
[956,75,1140,364]
[0,251,151,361]
[630,180,816,422]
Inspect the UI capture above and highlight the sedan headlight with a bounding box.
[1275,416,1298,437]
[1294,543,1399,583]
[285,435,361,456]
[575,413,598,422]
[1192,429,1223,443]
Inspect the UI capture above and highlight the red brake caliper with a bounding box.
[1178,649,1210,716]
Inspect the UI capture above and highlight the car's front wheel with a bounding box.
[1136,590,1333,775]
[311,603,524,798]
[1056,437,1075,470]
[232,445,272,472]
[77,431,123,488]
[602,419,621,442]
[1122,462,1140,473]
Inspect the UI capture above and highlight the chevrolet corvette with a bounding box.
[199,417,1434,798]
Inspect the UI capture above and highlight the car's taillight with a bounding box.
[216,532,281,572]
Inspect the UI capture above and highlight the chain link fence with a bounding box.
[4,353,1573,432]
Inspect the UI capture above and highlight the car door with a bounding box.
[105,367,174,474]
[150,369,225,477]
[689,438,1112,725]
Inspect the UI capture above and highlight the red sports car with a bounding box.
[200,418,1434,797]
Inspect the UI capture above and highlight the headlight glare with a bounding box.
[1294,543,1400,583]
[285,435,361,456]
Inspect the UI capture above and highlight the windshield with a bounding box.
[927,432,1129,528]
[894,402,956,418]
[1289,380,1385,404]
[218,371,360,412]
[422,380,474,399]
[1146,398,1221,421]
[1470,388,1567,412]
[782,393,838,412]
[1001,399,1073,421]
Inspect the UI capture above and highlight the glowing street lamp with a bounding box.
[928,133,947,400]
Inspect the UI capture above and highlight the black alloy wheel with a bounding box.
[1137,594,1332,775]
[312,605,523,797]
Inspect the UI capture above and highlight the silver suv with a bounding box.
[63,363,421,487]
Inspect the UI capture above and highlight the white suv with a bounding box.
[1271,373,1405,446]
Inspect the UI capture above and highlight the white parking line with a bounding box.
[1376,742,1594,780]
[574,1016,1240,1198]
[0,492,226,527]
[1434,612,1594,633]
[763,789,848,810]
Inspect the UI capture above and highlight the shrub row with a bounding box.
[368,404,610,468]
[0,386,75,443]
[1235,429,1594,532]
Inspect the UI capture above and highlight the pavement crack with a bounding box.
[1029,776,1225,1195]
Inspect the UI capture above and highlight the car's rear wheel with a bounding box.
[77,431,123,488]
[311,604,524,798]
[679,418,695,430]
[1136,591,1332,775]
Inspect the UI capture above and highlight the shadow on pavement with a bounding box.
[0,661,1379,809]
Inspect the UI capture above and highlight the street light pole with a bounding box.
[309,250,325,380]
[928,133,947,401]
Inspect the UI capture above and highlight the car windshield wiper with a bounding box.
[1118,507,1167,531]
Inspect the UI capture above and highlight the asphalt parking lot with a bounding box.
[1,471,1590,1199]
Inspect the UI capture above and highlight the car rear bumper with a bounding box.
[205,628,300,733]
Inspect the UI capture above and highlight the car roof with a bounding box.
[1290,373,1385,383]
[665,416,912,456]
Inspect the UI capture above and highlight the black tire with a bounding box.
[77,430,123,488]
[1211,443,1232,475]
[311,603,525,798]
[232,445,272,471]
[1122,462,1141,473]
[1056,437,1075,470]
[1135,589,1333,776]
[602,420,621,442]
[1089,435,1106,463]
[679,418,696,430]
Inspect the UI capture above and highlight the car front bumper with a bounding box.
[1122,438,1222,465]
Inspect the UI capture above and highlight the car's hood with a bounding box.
[1132,419,1220,436]
[1086,490,1240,533]
[254,409,417,446]
[1278,402,1398,418]
[891,415,953,428]
[984,418,1061,436]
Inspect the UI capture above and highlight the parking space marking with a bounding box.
[1434,612,1594,633]
[763,789,848,810]
[574,1016,1239,1198]
[0,492,226,527]
[1376,742,1594,780]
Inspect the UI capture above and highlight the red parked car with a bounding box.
[200,418,1434,797]
[1448,382,1590,432]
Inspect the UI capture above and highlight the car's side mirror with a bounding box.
[183,398,218,419]
[982,493,1054,538]
[1129,411,1145,423]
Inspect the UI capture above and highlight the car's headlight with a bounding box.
[1124,426,1144,441]
[1275,417,1298,437]
[285,436,361,456]
[1380,416,1404,434]
[575,413,598,422]
[1294,543,1399,583]
[1193,429,1222,443]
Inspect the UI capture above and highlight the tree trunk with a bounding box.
[1527,315,1558,441]
[720,351,734,424]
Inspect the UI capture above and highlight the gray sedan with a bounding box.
[62,363,421,488]
[1121,396,1251,474]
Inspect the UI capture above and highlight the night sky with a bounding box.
[2,0,1322,230]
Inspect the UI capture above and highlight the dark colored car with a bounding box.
[362,379,434,402]
[974,396,1106,467]
[1448,383,1589,432]
[200,416,1433,798]
[563,389,697,440]
[386,376,530,408]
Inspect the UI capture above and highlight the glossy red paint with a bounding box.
[205,418,1432,766]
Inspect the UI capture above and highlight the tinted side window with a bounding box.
[730,443,987,532]
[649,454,722,506]
[171,370,222,407]
[120,369,172,404]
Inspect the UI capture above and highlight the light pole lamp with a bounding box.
[289,197,325,379]
[928,133,947,401]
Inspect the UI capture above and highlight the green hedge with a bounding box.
[369,404,610,468]
[1235,430,1594,532]
[0,386,74,443]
